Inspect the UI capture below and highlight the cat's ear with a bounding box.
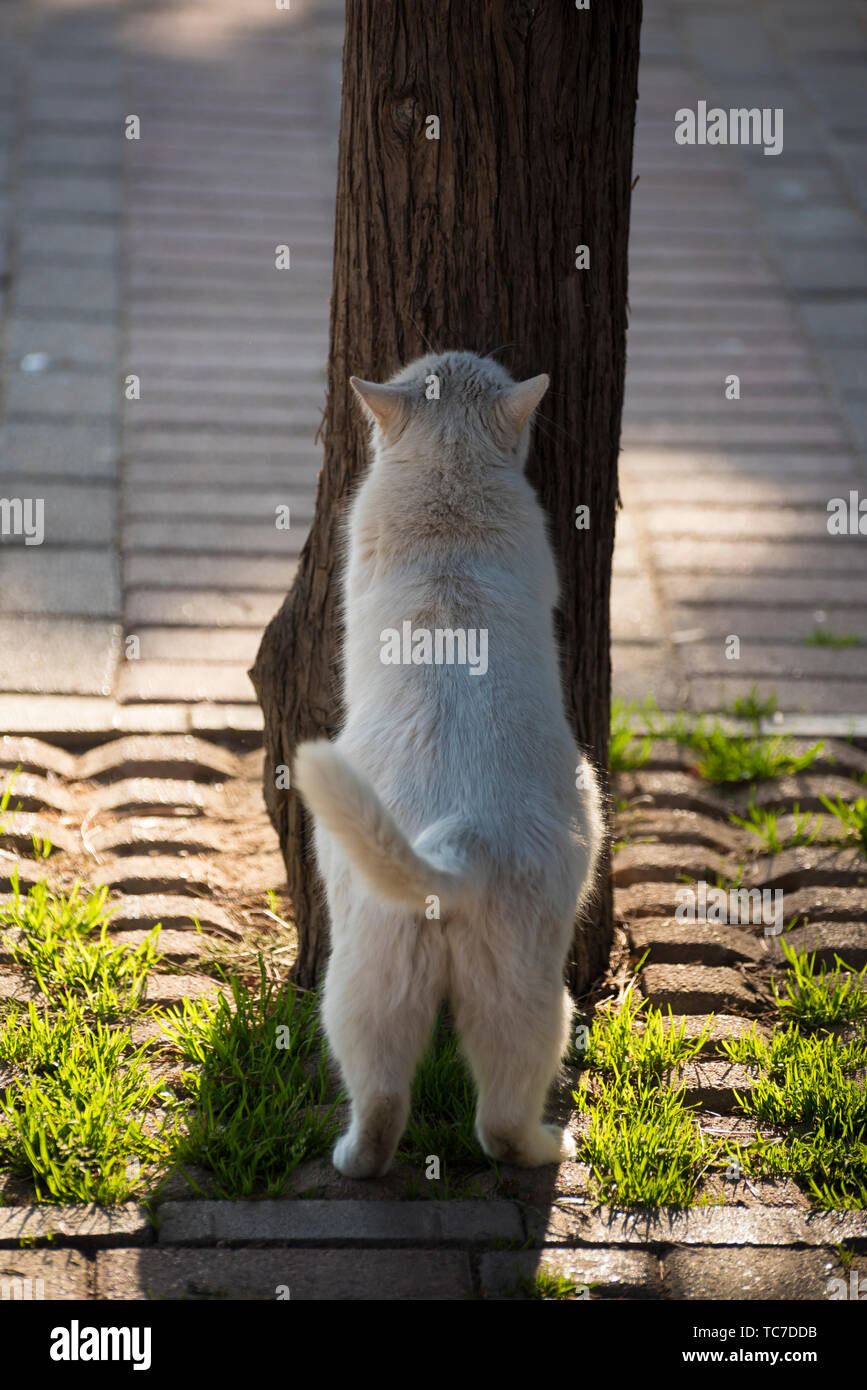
[498,374,550,434]
[350,377,406,432]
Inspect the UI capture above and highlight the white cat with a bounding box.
[294,350,603,1178]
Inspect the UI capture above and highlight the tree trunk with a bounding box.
[251,0,641,992]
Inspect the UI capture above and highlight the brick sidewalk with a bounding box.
[0,0,865,735]
[616,0,867,726]
[1,1198,865,1299]
[1,730,866,1299]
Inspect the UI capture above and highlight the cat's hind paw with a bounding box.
[478,1120,576,1167]
[332,1132,391,1180]
[544,1122,577,1163]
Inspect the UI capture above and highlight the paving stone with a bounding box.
[0,1249,93,1300]
[191,703,265,733]
[116,662,255,705]
[0,549,121,618]
[762,203,867,244]
[0,735,77,778]
[767,715,867,741]
[667,1060,755,1110]
[0,694,130,736]
[627,921,765,967]
[156,1199,523,1246]
[87,778,239,817]
[625,420,847,449]
[611,644,684,707]
[775,243,867,294]
[7,317,118,369]
[0,617,120,695]
[5,376,115,428]
[615,882,697,919]
[104,928,207,962]
[687,643,867,681]
[641,963,765,1015]
[614,771,730,819]
[645,508,851,545]
[611,574,667,642]
[0,420,117,479]
[0,771,74,813]
[94,856,223,897]
[125,589,278,629]
[96,1247,472,1300]
[85,818,259,857]
[621,475,857,509]
[818,345,867,395]
[17,218,118,263]
[0,1204,150,1248]
[765,922,867,969]
[106,895,240,935]
[19,173,119,218]
[127,627,261,664]
[801,300,867,342]
[480,1247,661,1299]
[0,483,115,544]
[129,1016,179,1049]
[752,846,867,891]
[615,808,745,854]
[13,266,118,318]
[126,397,320,431]
[530,1203,867,1248]
[666,600,861,642]
[663,1247,859,1301]
[654,539,866,576]
[612,843,734,887]
[0,812,78,855]
[124,494,313,528]
[124,554,297,590]
[664,572,867,608]
[668,1013,768,1050]
[76,734,241,783]
[0,968,39,1004]
[122,516,306,555]
[767,885,867,923]
[143,974,228,1008]
[122,427,314,458]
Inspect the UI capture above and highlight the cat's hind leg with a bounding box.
[322,899,445,1179]
[448,915,575,1167]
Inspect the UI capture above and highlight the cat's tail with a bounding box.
[293,740,467,910]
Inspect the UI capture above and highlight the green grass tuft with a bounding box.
[577,1072,712,1207]
[819,794,867,855]
[722,685,778,728]
[0,999,171,1202]
[164,962,339,1198]
[729,799,822,854]
[1,869,161,1018]
[771,939,867,1027]
[506,1268,588,1299]
[397,1010,482,1166]
[803,628,860,648]
[579,988,711,1076]
[609,700,652,773]
[689,728,824,785]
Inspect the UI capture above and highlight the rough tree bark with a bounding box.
[251,0,641,992]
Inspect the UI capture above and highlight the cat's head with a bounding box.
[349,350,549,471]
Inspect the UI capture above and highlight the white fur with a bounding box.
[294,350,603,1178]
